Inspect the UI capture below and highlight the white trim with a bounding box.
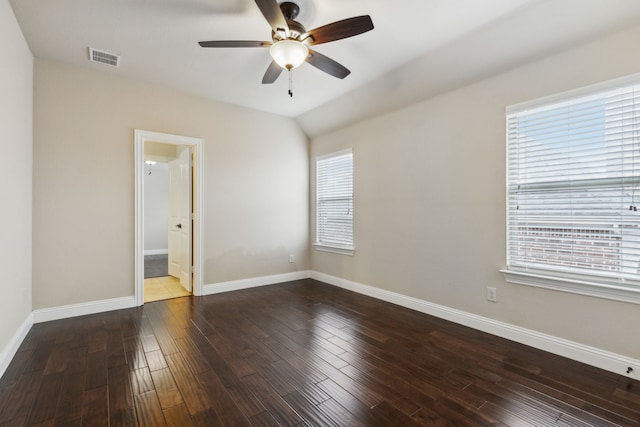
[134,130,205,306]
[310,271,640,380]
[4,271,638,381]
[203,271,311,295]
[32,296,136,323]
[501,269,640,305]
[313,243,355,256]
[28,271,310,324]
[316,148,353,161]
[506,71,640,114]
[144,249,168,256]
[0,313,34,379]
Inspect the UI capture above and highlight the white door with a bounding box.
[168,146,192,292]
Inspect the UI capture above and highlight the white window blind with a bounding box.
[316,150,354,252]
[505,78,640,301]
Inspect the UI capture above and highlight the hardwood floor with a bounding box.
[1,279,638,426]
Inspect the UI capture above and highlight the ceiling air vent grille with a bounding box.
[89,47,120,67]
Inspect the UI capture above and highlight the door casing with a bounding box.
[134,130,204,306]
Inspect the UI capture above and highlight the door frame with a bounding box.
[134,129,204,306]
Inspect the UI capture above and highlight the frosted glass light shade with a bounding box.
[269,40,309,70]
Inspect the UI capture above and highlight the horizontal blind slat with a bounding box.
[316,151,354,246]
[507,82,640,282]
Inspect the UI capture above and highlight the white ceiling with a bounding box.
[9,0,640,135]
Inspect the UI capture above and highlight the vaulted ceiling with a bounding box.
[10,0,640,136]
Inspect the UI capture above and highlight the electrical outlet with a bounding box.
[487,287,497,302]
[289,254,294,263]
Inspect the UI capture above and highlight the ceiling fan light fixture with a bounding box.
[269,40,308,70]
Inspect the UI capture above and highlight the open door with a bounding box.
[135,129,203,306]
[168,146,192,292]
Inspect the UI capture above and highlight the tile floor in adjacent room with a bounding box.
[144,275,191,302]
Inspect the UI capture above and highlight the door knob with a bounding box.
[175,224,182,229]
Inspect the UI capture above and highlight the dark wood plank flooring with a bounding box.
[1,279,639,426]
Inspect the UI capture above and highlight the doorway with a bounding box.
[134,130,204,306]
[144,144,191,302]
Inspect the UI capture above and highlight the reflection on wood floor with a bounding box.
[1,279,639,426]
[144,276,190,303]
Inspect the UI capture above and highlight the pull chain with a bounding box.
[288,69,293,98]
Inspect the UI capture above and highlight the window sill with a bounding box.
[313,243,355,256]
[500,268,640,304]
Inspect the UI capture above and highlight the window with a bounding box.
[503,75,640,303]
[315,149,354,255]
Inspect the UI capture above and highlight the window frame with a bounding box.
[314,149,355,256]
[502,73,640,304]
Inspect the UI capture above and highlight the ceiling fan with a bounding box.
[198,0,374,92]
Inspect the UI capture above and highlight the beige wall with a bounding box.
[143,162,169,252]
[310,25,640,359]
[0,0,33,355]
[33,59,309,309]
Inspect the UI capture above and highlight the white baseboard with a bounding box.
[144,249,168,256]
[203,270,311,295]
[33,296,137,323]
[310,271,640,380]
[12,270,638,381]
[0,313,34,379]
[28,271,311,324]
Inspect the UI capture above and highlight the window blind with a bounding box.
[507,82,640,287]
[316,150,353,248]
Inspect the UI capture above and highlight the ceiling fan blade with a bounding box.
[262,60,284,84]
[199,41,271,48]
[304,15,374,45]
[254,0,289,34]
[306,50,350,79]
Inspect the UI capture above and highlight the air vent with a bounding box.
[88,47,120,67]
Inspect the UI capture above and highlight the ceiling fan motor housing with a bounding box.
[278,2,306,40]
[286,21,307,39]
[280,2,300,20]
